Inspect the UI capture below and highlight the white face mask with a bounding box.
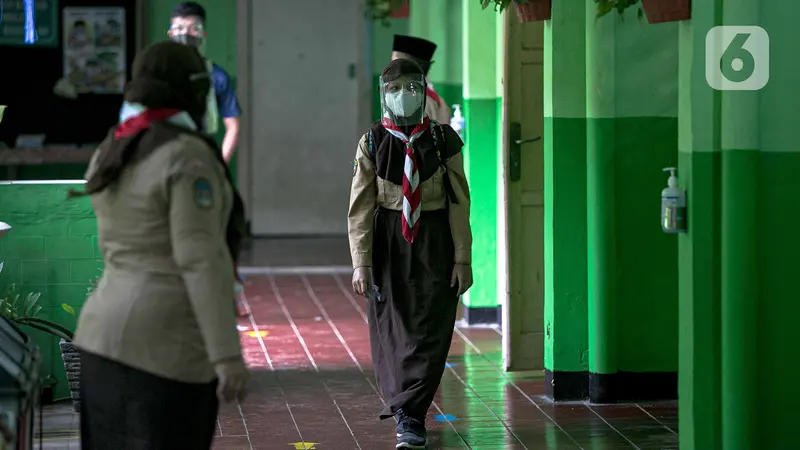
[385,89,423,117]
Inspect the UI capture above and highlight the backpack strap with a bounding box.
[430,123,458,205]
[368,130,375,159]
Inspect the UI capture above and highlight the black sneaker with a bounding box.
[395,413,427,449]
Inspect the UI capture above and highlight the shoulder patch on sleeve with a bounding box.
[193,177,215,209]
[353,158,358,177]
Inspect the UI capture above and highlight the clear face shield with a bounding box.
[380,73,427,127]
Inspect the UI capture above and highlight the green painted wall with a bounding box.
[461,1,499,309]
[679,0,800,448]
[595,9,680,374]
[544,2,679,375]
[0,183,100,399]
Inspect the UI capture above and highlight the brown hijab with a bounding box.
[70,40,246,262]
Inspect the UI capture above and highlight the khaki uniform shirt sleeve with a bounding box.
[348,134,376,268]
[166,150,241,364]
[445,152,472,264]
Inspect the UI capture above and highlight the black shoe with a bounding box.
[395,412,427,449]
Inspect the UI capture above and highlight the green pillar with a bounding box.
[720,0,759,447]
[584,0,617,402]
[460,0,499,315]
[677,1,723,448]
[542,0,589,399]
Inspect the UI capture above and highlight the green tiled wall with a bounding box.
[0,182,100,399]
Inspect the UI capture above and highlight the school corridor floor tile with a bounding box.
[37,273,678,449]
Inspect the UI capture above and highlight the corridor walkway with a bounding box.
[36,272,679,449]
[213,274,678,449]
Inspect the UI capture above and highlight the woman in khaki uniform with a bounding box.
[348,58,473,449]
[69,41,248,449]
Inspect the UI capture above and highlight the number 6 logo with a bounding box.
[705,26,770,91]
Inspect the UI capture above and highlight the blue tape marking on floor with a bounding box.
[434,414,457,422]
[444,363,457,368]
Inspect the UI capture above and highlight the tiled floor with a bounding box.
[37,274,678,449]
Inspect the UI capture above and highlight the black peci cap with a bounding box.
[392,35,437,62]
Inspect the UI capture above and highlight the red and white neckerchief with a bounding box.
[115,102,197,139]
[382,116,431,244]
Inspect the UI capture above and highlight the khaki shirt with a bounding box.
[74,133,241,384]
[348,133,472,269]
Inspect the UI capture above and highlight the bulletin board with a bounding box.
[0,0,137,147]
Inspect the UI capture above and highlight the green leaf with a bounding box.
[16,320,73,341]
[15,317,74,341]
[23,292,41,316]
[62,303,75,316]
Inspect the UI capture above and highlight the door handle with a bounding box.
[515,136,542,145]
[509,121,541,182]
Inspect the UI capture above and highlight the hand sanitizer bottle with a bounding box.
[450,104,465,139]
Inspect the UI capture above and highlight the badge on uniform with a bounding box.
[352,158,358,177]
[193,177,214,209]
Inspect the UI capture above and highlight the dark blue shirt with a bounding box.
[211,63,242,119]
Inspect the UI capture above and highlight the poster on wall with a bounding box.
[62,7,126,94]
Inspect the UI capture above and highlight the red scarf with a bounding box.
[114,108,182,139]
[382,117,431,244]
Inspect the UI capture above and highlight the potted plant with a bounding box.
[481,0,552,23]
[594,0,690,24]
[365,0,406,27]
[0,262,78,408]
[57,273,100,413]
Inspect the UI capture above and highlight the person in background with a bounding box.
[348,58,473,449]
[70,41,248,449]
[168,1,241,164]
[391,35,452,124]
[169,1,248,316]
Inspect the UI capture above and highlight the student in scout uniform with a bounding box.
[391,35,452,125]
[70,41,248,449]
[348,58,473,449]
[168,2,241,163]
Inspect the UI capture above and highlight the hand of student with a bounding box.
[352,267,372,297]
[451,263,473,297]
[214,357,250,403]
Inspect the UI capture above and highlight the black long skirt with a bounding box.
[80,351,219,449]
[369,207,460,421]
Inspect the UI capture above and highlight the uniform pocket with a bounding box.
[377,177,400,204]
[421,167,445,202]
